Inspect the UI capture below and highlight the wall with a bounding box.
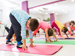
[30,13,44,21]
[55,12,75,24]
[55,14,63,23]
[62,12,75,23]
[0,5,11,36]
[43,14,50,25]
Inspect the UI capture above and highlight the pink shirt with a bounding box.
[39,21,51,31]
[33,21,51,36]
[70,25,75,31]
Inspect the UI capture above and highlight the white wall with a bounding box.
[0,6,11,36]
[43,14,50,25]
[55,14,63,23]
[30,13,44,21]
[55,12,75,24]
[43,14,50,20]
[62,12,75,22]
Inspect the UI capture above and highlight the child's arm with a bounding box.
[33,27,40,36]
[45,28,51,43]
[53,30,58,41]
[29,29,35,47]
[22,39,27,50]
[65,33,68,37]
[60,30,65,39]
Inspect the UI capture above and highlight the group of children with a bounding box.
[5,10,75,50]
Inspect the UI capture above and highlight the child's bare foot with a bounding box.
[50,40,53,42]
[10,39,13,41]
[49,42,52,43]
[63,37,65,39]
[13,39,16,41]
[45,41,47,43]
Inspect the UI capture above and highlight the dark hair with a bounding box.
[48,28,53,36]
[70,21,74,25]
[29,18,39,31]
[63,27,68,33]
[38,30,40,33]
[26,30,29,36]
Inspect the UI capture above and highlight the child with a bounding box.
[5,26,16,41]
[69,21,75,35]
[51,21,68,38]
[33,21,58,43]
[6,10,39,50]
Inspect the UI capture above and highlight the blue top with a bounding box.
[11,10,33,39]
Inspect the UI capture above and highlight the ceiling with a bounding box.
[0,0,75,15]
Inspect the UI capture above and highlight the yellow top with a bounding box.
[55,21,64,30]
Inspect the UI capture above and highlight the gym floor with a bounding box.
[0,35,75,56]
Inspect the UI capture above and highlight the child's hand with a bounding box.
[49,42,52,43]
[45,41,47,43]
[29,44,36,47]
[22,44,28,50]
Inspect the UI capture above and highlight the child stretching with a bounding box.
[6,10,39,50]
[51,21,68,38]
[33,21,58,43]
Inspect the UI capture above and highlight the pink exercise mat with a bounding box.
[0,44,62,55]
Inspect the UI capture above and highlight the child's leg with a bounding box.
[53,31,58,41]
[6,25,14,41]
[45,34,52,43]
[11,18,22,42]
[5,26,10,33]
[13,34,16,41]
[9,13,22,47]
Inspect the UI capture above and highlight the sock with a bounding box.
[17,41,21,45]
[7,39,10,42]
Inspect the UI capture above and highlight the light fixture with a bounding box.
[55,3,57,5]
[55,13,57,15]
[71,0,74,2]
[46,13,48,14]
[63,10,65,11]
[65,11,67,13]
[52,12,55,13]
[39,11,42,13]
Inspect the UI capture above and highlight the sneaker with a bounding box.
[6,41,14,45]
[17,43,28,48]
[17,42,23,48]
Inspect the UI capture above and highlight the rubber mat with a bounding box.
[0,44,62,55]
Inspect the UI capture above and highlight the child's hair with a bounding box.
[38,30,40,33]
[63,27,68,33]
[70,20,74,25]
[48,28,53,36]
[26,30,29,36]
[29,18,39,31]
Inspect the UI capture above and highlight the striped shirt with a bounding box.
[11,10,32,39]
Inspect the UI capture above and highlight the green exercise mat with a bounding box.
[14,39,75,45]
[26,40,75,45]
